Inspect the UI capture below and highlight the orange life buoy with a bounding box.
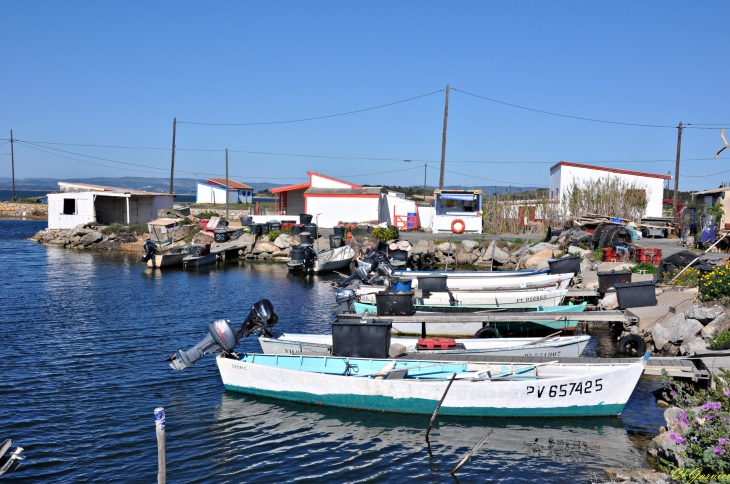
[451,219,465,234]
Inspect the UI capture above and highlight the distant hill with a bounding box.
[0,177,282,194]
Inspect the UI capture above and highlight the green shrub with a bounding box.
[508,238,526,251]
[710,329,730,350]
[594,249,604,261]
[662,267,700,287]
[196,211,225,220]
[100,223,148,236]
[268,229,281,242]
[700,267,730,302]
[631,262,657,274]
[372,226,398,241]
[657,369,730,480]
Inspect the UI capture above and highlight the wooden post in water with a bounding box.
[154,407,166,484]
[425,373,456,443]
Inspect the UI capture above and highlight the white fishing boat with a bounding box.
[183,252,217,268]
[418,287,569,308]
[166,299,648,418]
[287,246,355,274]
[212,353,648,417]
[146,250,187,268]
[393,269,548,278]
[358,272,574,294]
[258,333,591,358]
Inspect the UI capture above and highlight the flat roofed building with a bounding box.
[47,182,174,229]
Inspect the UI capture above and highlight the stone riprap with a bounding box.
[0,202,47,218]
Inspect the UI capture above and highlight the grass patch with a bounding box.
[100,223,148,236]
[709,329,730,349]
[631,261,656,274]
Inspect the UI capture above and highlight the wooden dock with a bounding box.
[338,311,630,323]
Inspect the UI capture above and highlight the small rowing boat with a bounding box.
[258,333,591,358]
[213,353,648,417]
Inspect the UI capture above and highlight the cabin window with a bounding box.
[63,198,76,215]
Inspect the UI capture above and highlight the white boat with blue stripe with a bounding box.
[215,353,648,417]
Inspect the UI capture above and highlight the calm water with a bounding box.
[0,219,667,483]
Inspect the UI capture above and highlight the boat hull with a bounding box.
[183,253,217,268]
[216,355,644,417]
[147,252,187,268]
[258,334,591,358]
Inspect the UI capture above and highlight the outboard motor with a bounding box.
[168,299,278,370]
[141,240,158,263]
[303,246,318,270]
[334,288,357,313]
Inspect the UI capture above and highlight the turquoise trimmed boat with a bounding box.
[216,353,648,417]
[352,301,588,337]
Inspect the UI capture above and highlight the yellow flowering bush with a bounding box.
[699,266,730,302]
[662,267,700,288]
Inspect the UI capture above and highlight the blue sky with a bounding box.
[1,2,728,191]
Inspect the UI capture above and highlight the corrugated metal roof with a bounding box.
[58,181,173,196]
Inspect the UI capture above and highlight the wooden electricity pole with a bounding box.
[225,148,229,220]
[169,118,176,194]
[10,129,17,201]
[438,84,450,190]
[423,163,428,200]
[672,121,683,219]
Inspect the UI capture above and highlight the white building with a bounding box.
[47,182,174,229]
[271,172,382,227]
[196,178,254,204]
[549,162,671,218]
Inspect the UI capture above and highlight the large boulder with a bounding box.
[700,313,730,339]
[72,224,92,236]
[524,248,553,270]
[600,293,619,310]
[254,242,277,254]
[271,248,291,258]
[567,246,591,258]
[436,242,454,254]
[460,240,480,253]
[79,231,103,246]
[483,241,510,264]
[528,242,559,255]
[679,337,709,356]
[456,252,477,265]
[652,313,703,350]
[412,239,433,254]
[273,234,291,249]
[685,305,721,324]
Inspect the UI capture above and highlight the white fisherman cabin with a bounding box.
[46,182,174,229]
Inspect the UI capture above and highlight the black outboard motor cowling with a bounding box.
[335,288,357,313]
[303,246,318,270]
[168,299,279,371]
[141,240,158,263]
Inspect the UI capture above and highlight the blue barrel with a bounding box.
[407,213,417,228]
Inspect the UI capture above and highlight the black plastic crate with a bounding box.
[615,281,657,309]
[417,274,448,292]
[597,270,632,295]
[548,255,581,276]
[332,320,392,358]
[375,291,414,316]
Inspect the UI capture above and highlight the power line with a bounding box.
[452,88,728,130]
[177,90,445,126]
[15,138,727,165]
[443,168,545,187]
[682,168,730,178]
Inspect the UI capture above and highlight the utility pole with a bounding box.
[169,118,176,194]
[672,122,683,219]
[439,84,450,190]
[423,163,428,201]
[225,148,229,220]
[10,130,17,201]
